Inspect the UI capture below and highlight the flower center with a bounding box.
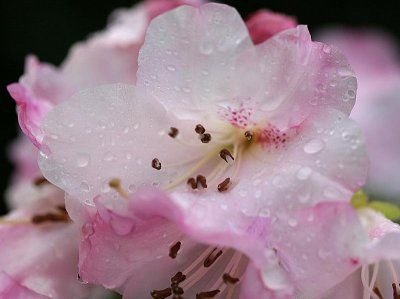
[158,123,258,193]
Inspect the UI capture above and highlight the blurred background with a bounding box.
[0,0,399,215]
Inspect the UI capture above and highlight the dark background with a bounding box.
[0,0,399,214]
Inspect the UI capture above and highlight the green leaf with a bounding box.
[368,201,400,220]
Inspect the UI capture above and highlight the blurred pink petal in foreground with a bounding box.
[319,29,400,199]
[37,3,368,297]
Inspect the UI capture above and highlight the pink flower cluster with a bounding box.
[2,1,400,298]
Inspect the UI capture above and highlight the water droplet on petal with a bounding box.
[80,182,90,192]
[303,139,325,154]
[76,153,90,168]
[166,65,176,72]
[296,167,312,180]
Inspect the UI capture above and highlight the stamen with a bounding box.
[152,158,162,170]
[169,241,181,259]
[171,272,186,285]
[373,287,383,299]
[195,124,206,134]
[0,218,31,225]
[196,290,220,299]
[222,273,239,285]
[200,133,212,143]
[361,265,371,299]
[244,130,253,141]
[393,283,400,299]
[33,176,49,186]
[109,178,128,199]
[31,212,69,224]
[219,149,234,164]
[151,288,172,299]
[169,127,179,138]
[187,178,197,189]
[217,178,231,192]
[369,263,380,295]
[204,248,223,267]
[388,260,400,295]
[196,175,207,189]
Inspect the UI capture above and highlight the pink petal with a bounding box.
[7,82,54,148]
[8,135,40,183]
[38,84,203,203]
[78,194,208,298]
[319,29,400,198]
[256,26,357,129]
[245,9,297,45]
[137,3,260,120]
[257,202,367,298]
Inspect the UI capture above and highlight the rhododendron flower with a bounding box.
[35,3,368,297]
[318,29,400,199]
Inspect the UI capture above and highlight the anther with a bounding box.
[151,288,172,299]
[204,248,223,267]
[169,241,181,259]
[195,124,206,134]
[196,175,207,189]
[169,127,179,138]
[172,285,184,295]
[171,272,186,285]
[219,149,234,163]
[109,178,128,198]
[223,273,240,284]
[34,176,49,186]
[196,290,220,299]
[244,130,253,141]
[217,178,231,192]
[200,133,211,143]
[187,178,197,189]
[373,287,383,299]
[152,158,162,170]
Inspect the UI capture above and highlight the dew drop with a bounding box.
[103,152,115,162]
[80,182,90,192]
[318,249,330,260]
[128,184,136,193]
[323,186,340,199]
[303,139,325,154]
[166,65,176,72]
[296,167,312,180]
[76,153,90,168]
